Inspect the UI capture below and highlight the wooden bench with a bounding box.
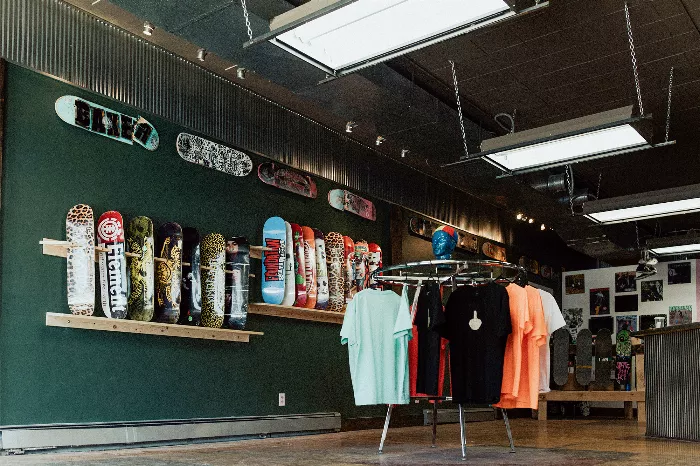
[537,390,646,424]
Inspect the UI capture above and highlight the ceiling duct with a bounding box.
[530,173,567,193]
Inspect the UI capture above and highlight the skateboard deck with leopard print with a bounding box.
[313,229,329,310]
[126,216,154,321]
[155,222,183,324]
[343,236,356,305]
[97,211,127,319]
[367,243,382,287]
[302,226,318,309]
[201,233,226,328]
[291,223,307,307]
[575,328,593,386]
[179,227,202,326]
[262,217,287,305]
[258,163,317,198]
[224,237,250,330]
[354,240,369,292]
[177,133,253,177]
[66,204,95,315]
[281,222,296,306]
[328,189,376,221]
[55,96,159,150]
[325,232,345,312]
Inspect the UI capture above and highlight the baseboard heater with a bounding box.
[0,412,341,453]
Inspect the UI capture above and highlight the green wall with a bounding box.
[0,65,392,425]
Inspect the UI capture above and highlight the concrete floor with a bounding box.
[2,419,699,465]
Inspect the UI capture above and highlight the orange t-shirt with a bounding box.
[496,284,529,401]
[495,285,546,409]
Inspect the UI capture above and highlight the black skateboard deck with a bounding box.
[155,222,183,324]
[551,328,570,387]
[179,227,202,326]
[594,328,614,390]
[575,328,593,386]
[225,237,250,330]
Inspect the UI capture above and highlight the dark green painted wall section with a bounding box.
[0,65,394,425]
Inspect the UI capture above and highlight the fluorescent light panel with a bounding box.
[649,244,700,255]
[585,197,700,224]
[484,124,647,171]
[275,0,511,71]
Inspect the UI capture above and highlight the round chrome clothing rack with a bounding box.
[370,259,526,286]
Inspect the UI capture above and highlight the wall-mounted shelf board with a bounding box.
[45,312,263,342]
[248,303,345,325]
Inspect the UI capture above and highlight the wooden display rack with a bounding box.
[248,303,345,325]
[45,312,263,342]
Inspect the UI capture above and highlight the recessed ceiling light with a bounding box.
[143,21,155,36]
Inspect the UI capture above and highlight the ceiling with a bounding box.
[92,0,700,264]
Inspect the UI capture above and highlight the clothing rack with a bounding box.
[370,259,524,460]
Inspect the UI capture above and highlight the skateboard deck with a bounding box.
[540,265,552,279]
[367,243,382,286]
[325,232,345,312]
[551,328,570,386]
[291,223,307,307]
[327,189,376,221]
[615,329,632,389]
[482,241,507,262]
[262,217,286,305]
[281,222,297,306]
[176,133,253,177]
[55,95,159,150]
[66,204,95,316]
[408,217,478,254]
[225,237,250,330]
[519,256,540,275]
[313,229,329,310]
[155,222,183,324]
[126,216,155,321]
[594,328,614,390]
[354,240,369,292]
[575,328,593,386]
[201,233,226,328]
[97,211,127,319]
[343,236,356,304]
[179,227,202,326]
[258,163,317,198]
[302,226,318,309]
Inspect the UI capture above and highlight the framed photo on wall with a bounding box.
[668,262,691,285]
[641,280,663,302]
[616,315,638,333]
[563,308,584,343]
[640,314,667,330]
[669,306,692,325]
[590,288,610,315]
[615,294,638,313]
[565,274,585,294]
[614,271,637,293]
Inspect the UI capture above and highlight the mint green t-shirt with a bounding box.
[340,287,413,405]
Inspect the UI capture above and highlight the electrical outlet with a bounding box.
[278,393,286,407]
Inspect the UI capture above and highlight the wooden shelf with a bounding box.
[248,303,345,325]
[45,312,263,342]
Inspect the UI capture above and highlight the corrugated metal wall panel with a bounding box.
[0,0,507,243]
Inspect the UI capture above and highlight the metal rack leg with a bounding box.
[378,404,393,454]
[502,409,515,453]
[431,401,438,448]
[458,404,466,460]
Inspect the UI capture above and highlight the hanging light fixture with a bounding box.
[582,184,700,225]
[196,48,207,62]
[648,234,700,256]
[143,21,155,36]
[243,0,548,77]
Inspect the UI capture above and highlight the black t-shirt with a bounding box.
[415,282,446,396]
[437,282,512,404]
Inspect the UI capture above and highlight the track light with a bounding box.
[345,121,357,133]
[196,48,207,62]
[236,67,247,79]
[376,136,385,146]
[528,218,534,224]
[516,213,523,220]
[401,149,409,158]
[143,21,154,36]
[540,224,546,231]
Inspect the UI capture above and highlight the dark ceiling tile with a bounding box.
[459,69,518,96]
[636,30,700,63]
[652,0,688,18]
[468,23,525,54]
[508,45,592,82]
[408,36,485,72]
[663,12,698,36]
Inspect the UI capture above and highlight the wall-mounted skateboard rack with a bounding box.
[40,238,272,277]
[45,312,263,342]
[248,303,345,325]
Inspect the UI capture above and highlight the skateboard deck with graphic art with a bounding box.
[518,256,540,275]
[343,236,356,305]
[313,229,329,310]
[258,163,317,198]
[552,328,570,386]
[179,227,202,326]
[482,241,507,262]
[367,243,382,287]
[328,189,376,221]
[354,240,370,292]
[201,233,226,328]
[155,223,183,324]
[97,211,127,319]
[575,328,593,386]
[593,328,614,390]
[615,329,632,389]
[224,237,250,330]
[177,133,253,177]
[281,222,297,306]
[66,204,95,315]
[126,216,155,321]
[55,96,159,150]
[325,232,345,312]
[262,217,287,305]
[302,226,318,309]
[291,223,307,307]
